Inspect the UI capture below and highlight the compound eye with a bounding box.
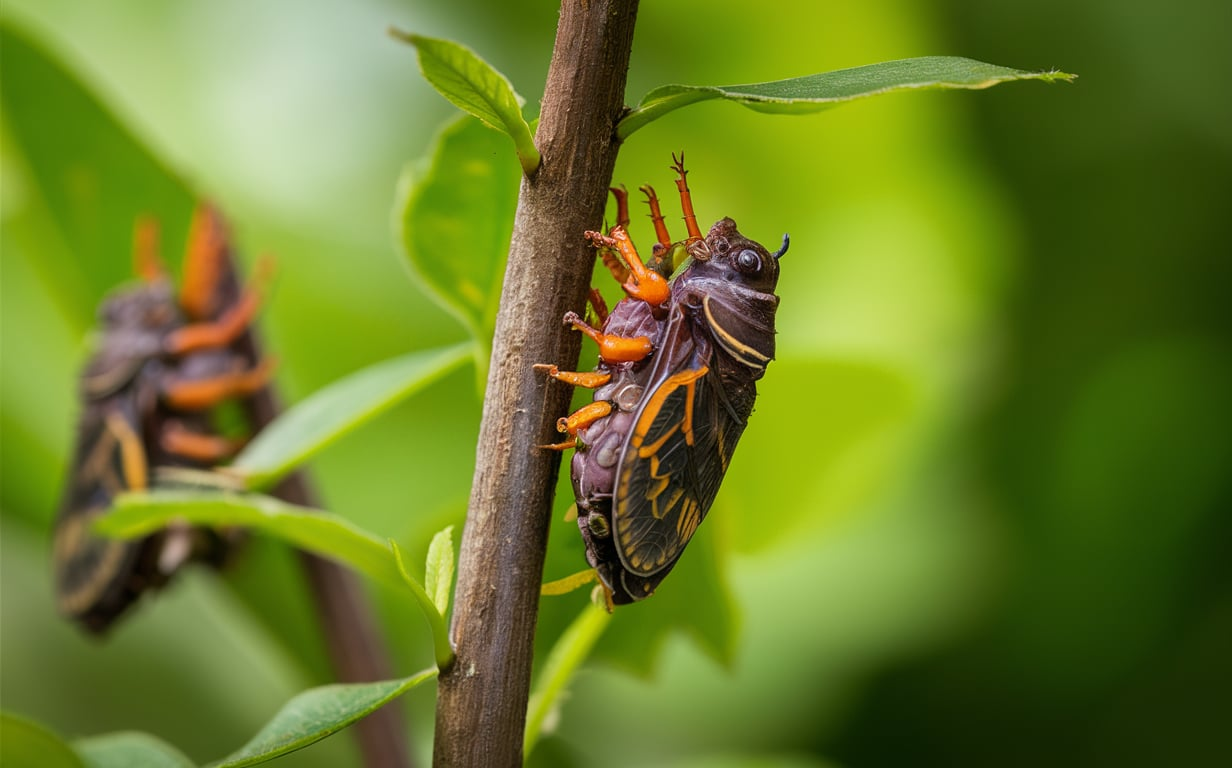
[735,249,762,274]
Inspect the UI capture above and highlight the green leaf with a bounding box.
[524,601,611,758]
[395,116,520,381]
[391,541,454,670]
[207,670,436,768]
[232,344,472,490]
[101,491,456,669]
[73,732,196,768]
[617,56,1075,139]
[424,525,456,616]
[392,30,540,174]
[0,712,84,768]
[103,492,406,592]
[0,22,196,327]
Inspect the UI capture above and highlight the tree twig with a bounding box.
[432,1,641,765]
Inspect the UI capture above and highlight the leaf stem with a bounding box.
[523,600,612,757]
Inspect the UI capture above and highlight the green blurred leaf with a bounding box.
[207,670,436,768]
[725,358,917,553]
[0,712,84,768]
[74,732,195,768]
[424,525,456,616]
[232,344,472,489]
[0,21,195,324]
[393,31,540,174]
[618,56,1075,139]
[524,601,611,758]
[102,491,456,669]
[395,116,520,380]
[103,492,406,592]
[598,517,737,671]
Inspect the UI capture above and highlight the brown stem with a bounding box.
[432,1,641,765]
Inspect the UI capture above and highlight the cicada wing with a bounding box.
[613,323,745,580]
[53,397,159,630]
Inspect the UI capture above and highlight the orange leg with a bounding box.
[165,254,272,355]
[179,205,229,321]
[133,216,167,283]
[639,185,673,249]
[610,185,631,230]
[534,364,612,389]
[162,359,274,411]
[598,247,630,285]
[597,187,633,284]
[556,400,612,437]
[165,288,258,355]
[671,152,704,243]
[584,228,669,307]
[563,310,652,364]
[587,287,610,326]
[160,420,243,463]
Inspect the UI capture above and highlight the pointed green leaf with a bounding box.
[391,541,454,670]
[393,31,540,174]
[207,670,436,768]
[424,525,456,616]
[618,56,1075,139]
[232,344,472,490]
[102,491,456,669]
[103,491,406,592]
[395,116,520,381]
[0,712,84,768]
[74,732,195,768]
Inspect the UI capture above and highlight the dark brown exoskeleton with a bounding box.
[539,155,787,604]
[53,207,272,633]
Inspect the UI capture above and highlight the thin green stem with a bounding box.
[523,600,612,757]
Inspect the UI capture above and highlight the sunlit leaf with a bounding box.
[207,670,436,768]
[424,525,456,616]
[74,732,195,768]
[395,115,520,380]
[618,56,1075,139]
[0,712,84,768]
[392,31,539,174]
[231,344,472,490]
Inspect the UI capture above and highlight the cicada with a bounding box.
[53,206,271,633]
[539,155,787,604]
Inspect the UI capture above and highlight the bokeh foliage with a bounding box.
[2,1,1228,767]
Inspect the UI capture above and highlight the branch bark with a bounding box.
[433,1,640,765]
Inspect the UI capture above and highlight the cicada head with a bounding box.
[686,217,783,295]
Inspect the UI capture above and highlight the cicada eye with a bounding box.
[735,249,762,274]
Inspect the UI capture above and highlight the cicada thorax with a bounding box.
[542,156,786,606]
[54,207,268,634]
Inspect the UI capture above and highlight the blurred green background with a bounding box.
[2,1,1228,767]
